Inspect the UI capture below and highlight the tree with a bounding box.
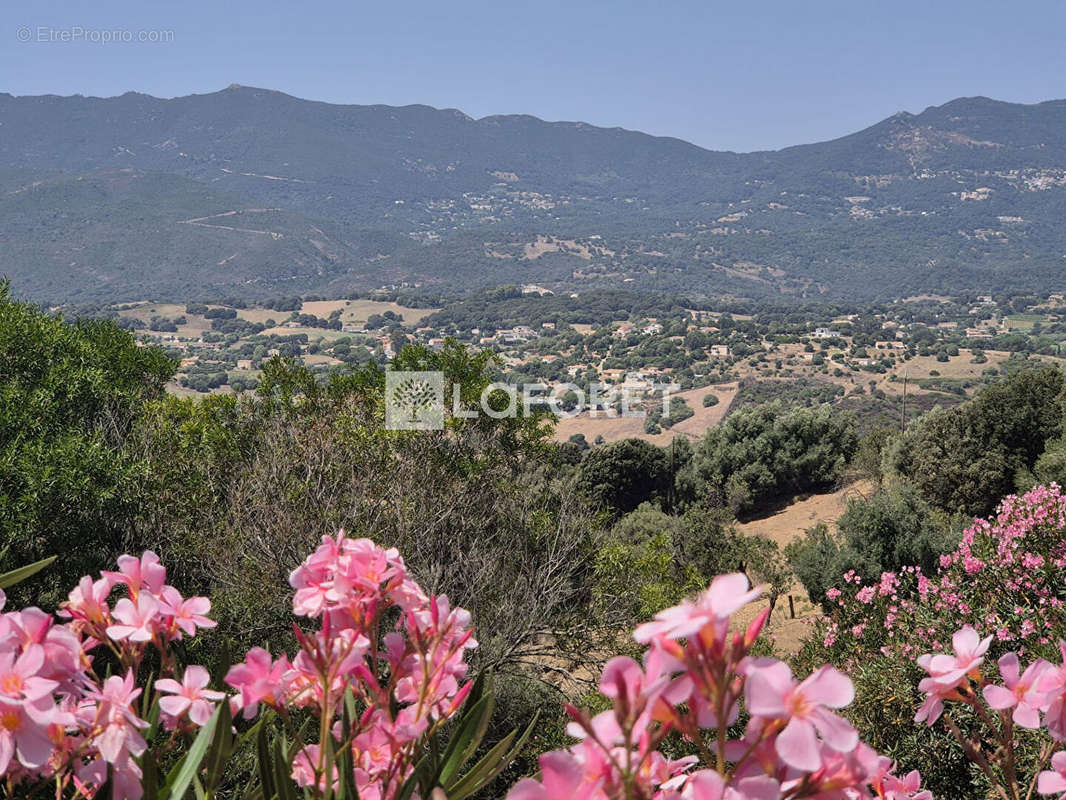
[568,433,590,450]
[0,282,174,602]
[576,438,671,516]
[886,367,1064,516]
[684,402,857,513]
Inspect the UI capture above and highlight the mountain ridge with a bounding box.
[2,88,1066,302]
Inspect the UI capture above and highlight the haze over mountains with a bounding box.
[2,85,1066,302]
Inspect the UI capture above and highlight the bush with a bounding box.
[576,438,672,515]
[684,401,857,513]
[787,483,957,611]
[886,367,1064,516]
[0,282,173,601]
[798,484,1066,796]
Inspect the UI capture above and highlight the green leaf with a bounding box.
[438,678,493,786]
[273,734,299,800]
[446,710,539,800]
[0,555,56,589]
[337,689,359,800]
[159,702,223,800]
[256,723,277,800]
[202,699,234,792]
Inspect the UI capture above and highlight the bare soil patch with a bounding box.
[731,481,874,654]
[552,383,738,445]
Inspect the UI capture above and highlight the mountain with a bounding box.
[2,87,1065,302]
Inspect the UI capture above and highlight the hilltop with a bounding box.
[3,88,1066,301]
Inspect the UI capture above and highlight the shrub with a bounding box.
[576,438,672,515]
[0,282,174,601]
[886,367,1064,517]
[685,401,857,513]
[800,484,1066,796]
[787,483,957,611]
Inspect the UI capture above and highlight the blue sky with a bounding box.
[4,0,1065,152]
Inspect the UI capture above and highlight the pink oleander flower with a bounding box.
[914,627,996,726]
[0,645,59,704]
[288,533,407,619]
[982,653,1051,728]
[507,750,593,800]
[881,768,933,800]
[106,592,162,643]
[918,625,991,690]
[0,698,56,773]
[1040,750,1066,799]
[104,551,166,596]
[59,575,112,625]
[1039,643,1066,741]
[156,666,226,728]
[292,744,339,793]
[225,647,290,717]
[745,661,858,771]
[77,753,144,800]
[89,671,148,765]
[680,768,780,800]
[633,573,760,643]
[158,587,216,638]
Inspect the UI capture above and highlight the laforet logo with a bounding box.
[385,370,445,430]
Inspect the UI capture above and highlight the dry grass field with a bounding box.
[342,300,438,326]
[553,383,739,445]
[731,480,874,654]
[115,299,439,337]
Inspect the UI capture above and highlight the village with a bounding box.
[103,289,1066,443]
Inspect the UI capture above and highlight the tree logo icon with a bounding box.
[385,371,445,430]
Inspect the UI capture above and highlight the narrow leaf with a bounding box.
[160,703,223,800]
[0,555,56,589]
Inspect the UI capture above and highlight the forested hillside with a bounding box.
[3,89,1066,301]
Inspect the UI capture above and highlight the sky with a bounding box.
[4,0,1066,153]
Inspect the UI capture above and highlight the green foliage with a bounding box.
[787,484,957,611]
[592,497,793,634]
[701,392,719,407]
[575,438,673,516]
[684,401,857,513]
[0,282,173,602]
[886,367,1064,516]
[1032,436,1066,487]
[593,503,752,623]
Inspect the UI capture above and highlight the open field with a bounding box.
[259,325,349,339]
[114,299,439,335]
[235,308,281,324]
[732,480,874,654]
[342,300,438,326]
[553,383,738,445]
